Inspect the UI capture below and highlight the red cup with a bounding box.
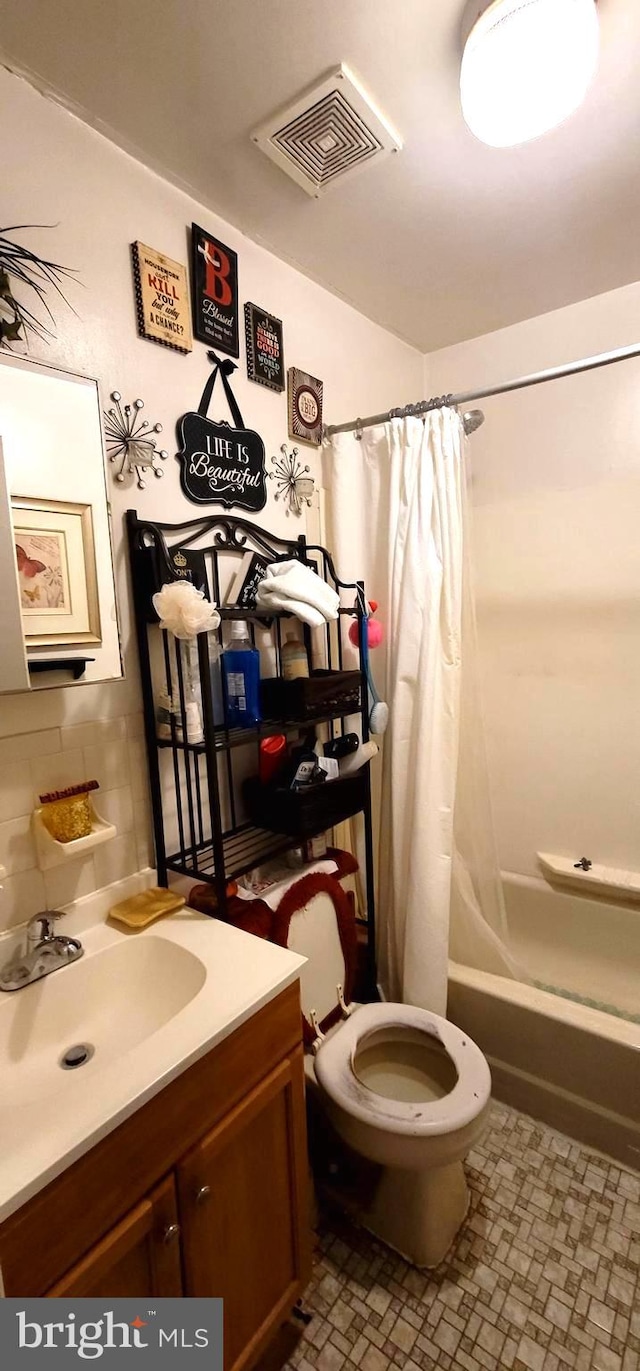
[259,734,287,784]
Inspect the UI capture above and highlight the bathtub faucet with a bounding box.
[573,857,592,871]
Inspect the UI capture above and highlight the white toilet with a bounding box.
[280,872,492,1269]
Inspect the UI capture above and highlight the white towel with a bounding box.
[256,559,340,627]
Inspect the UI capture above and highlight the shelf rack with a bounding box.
[126,509,377,992]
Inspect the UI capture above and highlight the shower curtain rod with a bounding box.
[323,340,640,438]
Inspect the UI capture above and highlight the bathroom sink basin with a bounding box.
[0,904,305,1225]
[0,935,207,1107]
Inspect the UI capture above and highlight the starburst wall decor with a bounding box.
[268,444,315,517]
[103,392,168,489]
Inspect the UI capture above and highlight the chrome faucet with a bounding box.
[0,910,83,992]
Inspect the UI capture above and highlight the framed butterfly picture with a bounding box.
[12,496,101,646]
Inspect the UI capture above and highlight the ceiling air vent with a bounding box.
[251,64,403,198]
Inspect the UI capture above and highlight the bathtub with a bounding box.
[447,872,640,1168]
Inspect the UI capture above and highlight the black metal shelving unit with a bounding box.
[126,509,377,991]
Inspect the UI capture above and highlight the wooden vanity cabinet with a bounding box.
[46,1175,183,1298]
[179,1052,309,1371]
[0,982,310,1371]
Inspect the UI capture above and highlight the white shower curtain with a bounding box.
[325,410,518,1016]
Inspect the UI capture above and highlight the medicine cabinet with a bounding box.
[0,354,123,693]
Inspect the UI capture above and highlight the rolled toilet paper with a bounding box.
[338,740,379,777]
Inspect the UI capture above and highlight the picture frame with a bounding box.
[244,302,285,392]
[12,496,102,647]
[131,241,193,354]
[287,366,324,446]
[191,223,239,356]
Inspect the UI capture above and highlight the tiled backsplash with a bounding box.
[0,714,153,932]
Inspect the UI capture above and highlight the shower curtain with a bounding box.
[325,410,518,1016]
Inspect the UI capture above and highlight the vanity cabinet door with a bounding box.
[46,1176,183,1298]
[178,1048,310,1371]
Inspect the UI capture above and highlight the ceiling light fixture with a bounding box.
[460,0,599,148]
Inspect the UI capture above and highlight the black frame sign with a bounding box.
[287,366,324,446]
[176,353,267,513]
[244,302,285,392]
[191,223,239,357]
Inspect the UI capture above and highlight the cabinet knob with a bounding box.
[162,1223,180,1244]
[195,1185,211,1206]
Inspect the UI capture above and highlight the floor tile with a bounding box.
[288,1104,640,1371]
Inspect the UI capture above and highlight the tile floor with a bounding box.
[290,1103,640,1371]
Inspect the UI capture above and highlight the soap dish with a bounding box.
[109,886,185,929]
[32,800,116,870]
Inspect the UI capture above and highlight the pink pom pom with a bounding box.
[348,617,384,649]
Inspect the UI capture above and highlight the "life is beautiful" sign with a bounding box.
[176,354,267,513]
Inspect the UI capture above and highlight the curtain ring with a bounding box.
[354,418,363,440]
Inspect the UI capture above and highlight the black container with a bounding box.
[245,772,366,838]
[260,669,361,723]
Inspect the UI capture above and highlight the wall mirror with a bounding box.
[0,354,123,692]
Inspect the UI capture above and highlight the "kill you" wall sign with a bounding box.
[131,241,193,354]
[176,353,267,512]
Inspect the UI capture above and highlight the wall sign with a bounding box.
[191,223,239,356]
[287,366,324,447]
[176,352,267,512]
[131,242,192,353]
[244,302,285,392]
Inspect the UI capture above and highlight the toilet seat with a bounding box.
[313,1001,491,1138]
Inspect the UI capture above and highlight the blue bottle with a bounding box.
[222,621,261,727]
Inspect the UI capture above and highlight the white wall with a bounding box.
[426,282,640,879]
[0,65,422,932]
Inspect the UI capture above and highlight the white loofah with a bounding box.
[369,701,389,736]
[152,581,221,640]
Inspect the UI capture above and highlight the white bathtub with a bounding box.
[447,872,640,1168]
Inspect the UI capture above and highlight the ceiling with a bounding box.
[1,0,639,351]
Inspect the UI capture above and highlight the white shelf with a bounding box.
[537,852,640,902]
[33,801,116,871]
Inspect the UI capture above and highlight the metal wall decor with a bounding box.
[244,302,285,391]
[176,351,267,512]
[131,241,192,353]
[287,366,324,446]
[191,224,239,356]
[104,392,168,489]
[268,444,315,517]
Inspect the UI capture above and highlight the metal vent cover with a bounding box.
[251,65,403,198]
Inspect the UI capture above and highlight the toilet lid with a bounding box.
[314,1001,491,1137]
[270,872,358,1047]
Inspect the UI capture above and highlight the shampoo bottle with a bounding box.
[222,621,261,727]
[281,634,309,680]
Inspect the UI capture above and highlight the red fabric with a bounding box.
[189,853,361,1045]
[326,846,359,879]
[272,872,359,1047]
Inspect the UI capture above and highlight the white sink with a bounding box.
[0,903,305,1224]
[0,935,206,1107]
